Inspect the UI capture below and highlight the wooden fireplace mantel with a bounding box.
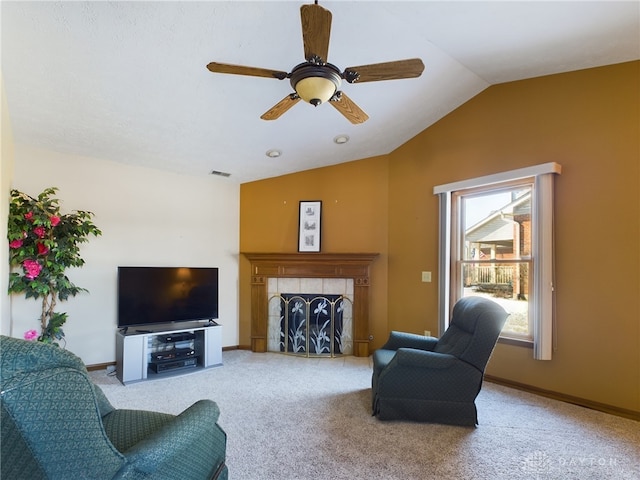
[242,252,379,357]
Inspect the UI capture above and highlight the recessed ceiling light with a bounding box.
[333,135,350,145]
[266,149,282,158]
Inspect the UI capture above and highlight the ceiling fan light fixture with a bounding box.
[290,63,341,106]
[207,3,424,124]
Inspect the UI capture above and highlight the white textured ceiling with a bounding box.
[2,1,639,183]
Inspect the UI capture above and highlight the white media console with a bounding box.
[115,322,222,385]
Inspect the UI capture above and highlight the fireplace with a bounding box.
[243,253,378,357]
[268,278,354,356]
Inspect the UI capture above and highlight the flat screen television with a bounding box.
[117,266,219,329]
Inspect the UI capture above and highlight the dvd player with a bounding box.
[149,357,198,373]
[150,348,195,362]
[158,332,196,343]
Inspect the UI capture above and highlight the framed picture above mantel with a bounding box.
[298,200,322,252]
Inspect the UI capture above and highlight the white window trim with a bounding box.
[434,162,561,360]
[434,162,561,195]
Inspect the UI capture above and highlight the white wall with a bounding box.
[10,145,240,365]
[1,75,15,337]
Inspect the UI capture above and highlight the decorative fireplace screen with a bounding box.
[270,293,353,357]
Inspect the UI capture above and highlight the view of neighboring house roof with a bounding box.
[465,191,531,245]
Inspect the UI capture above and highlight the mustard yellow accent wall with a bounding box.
[239,156,389,350]
[389,61,639,412]
[240,61,639,413]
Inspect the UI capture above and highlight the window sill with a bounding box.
[498,336,533,348]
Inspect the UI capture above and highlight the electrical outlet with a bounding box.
[421,271,432,282]
[424,330,431,337]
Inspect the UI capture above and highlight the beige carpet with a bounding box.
[91,350,640,480]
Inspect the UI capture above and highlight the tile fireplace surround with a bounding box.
[242,253,379,357]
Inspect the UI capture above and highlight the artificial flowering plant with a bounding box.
[7,187,101,345]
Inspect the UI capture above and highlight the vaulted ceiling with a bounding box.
[2,1,638,183]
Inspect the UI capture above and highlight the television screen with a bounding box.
[118,266,219,328]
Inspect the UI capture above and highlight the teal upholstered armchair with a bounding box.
[372,296,508,425]
[0,335,228,480]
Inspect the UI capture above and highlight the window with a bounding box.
[458,184,533,339]
[434,163,561,360]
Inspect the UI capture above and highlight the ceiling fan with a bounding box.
[206,1,425,124]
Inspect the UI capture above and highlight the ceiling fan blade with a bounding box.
[260,94,302,121]
[343,58,425,83]
[329,92,369,124]
[300,3,332,63]
[206,62,288,80]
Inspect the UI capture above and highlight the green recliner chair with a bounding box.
[0,335,228,480]
[372,296,508,426]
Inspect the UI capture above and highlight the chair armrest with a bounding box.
[394,348,458,369]
[381,331,438,351]
[122,399,226,477]
[93,384,116,417]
